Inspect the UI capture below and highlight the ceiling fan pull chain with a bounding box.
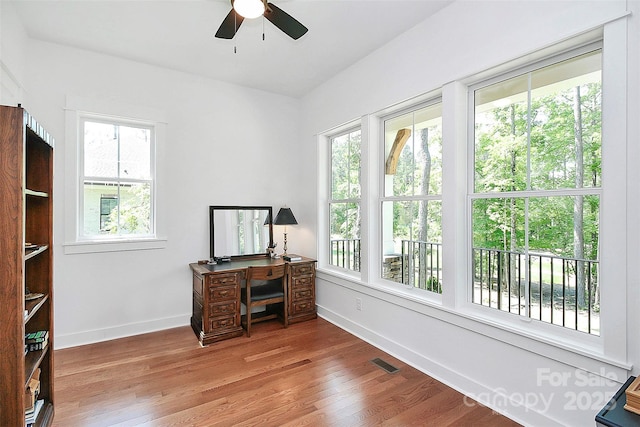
[234,11,238,53]
[262,16,265,41]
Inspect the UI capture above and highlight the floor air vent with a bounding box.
[370,357,400,374]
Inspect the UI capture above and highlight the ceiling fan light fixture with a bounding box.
[233,0,265,19]
[216,0,307,40]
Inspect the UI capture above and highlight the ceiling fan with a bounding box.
[215,0,308,40]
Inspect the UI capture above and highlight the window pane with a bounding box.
[83,181,151,236]
[530,53,601,190]
[472,197,525,252]
[329,202,360,271]
[330,127,361,272]
[384,104,442,197]
[528,196,599,261]
[100,196,118,231]
[117,182,151,235]
[472,196,599,262]
[471,197,526,313]
[84,121,118,178]
[474,79,528,193]
[83,182,117,235]
[382,200,442,293]
[471,195,599,335]
[474,51,602,193]
[331,130,361,200]
[119,125,152,180]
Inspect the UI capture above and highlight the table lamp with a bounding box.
[273,207,297,256]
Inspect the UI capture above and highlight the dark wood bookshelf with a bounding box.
[0,105,55,426]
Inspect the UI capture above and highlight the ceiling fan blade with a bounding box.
[265,2,308,40]
[215,9,245,39]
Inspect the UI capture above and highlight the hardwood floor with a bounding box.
[53,318,519,426]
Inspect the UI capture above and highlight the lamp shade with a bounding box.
[273,207,298,226]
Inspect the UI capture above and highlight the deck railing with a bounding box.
[400,240,442,293]
[330,239,443,292]
[330,238,361,271]
[329,240,599,334]
[472,247,599,335]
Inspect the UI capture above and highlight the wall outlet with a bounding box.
[356,298,362,311]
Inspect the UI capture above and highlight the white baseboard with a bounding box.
[54,314,190,349]
[317,305,564,427]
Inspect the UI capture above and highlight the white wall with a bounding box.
[302,1,640,426]
[0,0,27,105]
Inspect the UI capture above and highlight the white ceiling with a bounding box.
[9,0,453,97]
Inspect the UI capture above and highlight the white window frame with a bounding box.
[459,27,628,364]
[328,125,362,273]
[379,99,444,297]
[79,114,156,240]
[64,95,167,254]
[318,120,364,279]
[467,44,603,335]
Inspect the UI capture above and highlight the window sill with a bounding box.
[63,237,167,254]
[317,267,443,304]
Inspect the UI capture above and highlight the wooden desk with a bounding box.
[190,256,316,346]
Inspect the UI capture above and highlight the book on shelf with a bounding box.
[25,368,41,413]
[25,398,44,426]
[25,330,49,352]
[25,330,48,343]
[283,254,302,261]
[26,340,48,352]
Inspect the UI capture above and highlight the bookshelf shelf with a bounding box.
[25,189,49,198]
[24,346,49,385]
[25,244,49,261]
[25,294,49,323]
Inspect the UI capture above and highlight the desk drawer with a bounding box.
[209,285,238,301]
[208,315,238,331]
[291,299,314,316]
[290,263,315,277]
[292,286,313,301]
[209,300,238,317]
[207,272,241,287]
[291,274,314,289]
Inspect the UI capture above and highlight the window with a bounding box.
[381,102,443,293]
[99,195,118,231]
[318,24,629,373]
[80,116,155,239]
[471,48,602,335]
[329,128,361,271]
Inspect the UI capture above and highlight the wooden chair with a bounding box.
[240,264,288,337]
